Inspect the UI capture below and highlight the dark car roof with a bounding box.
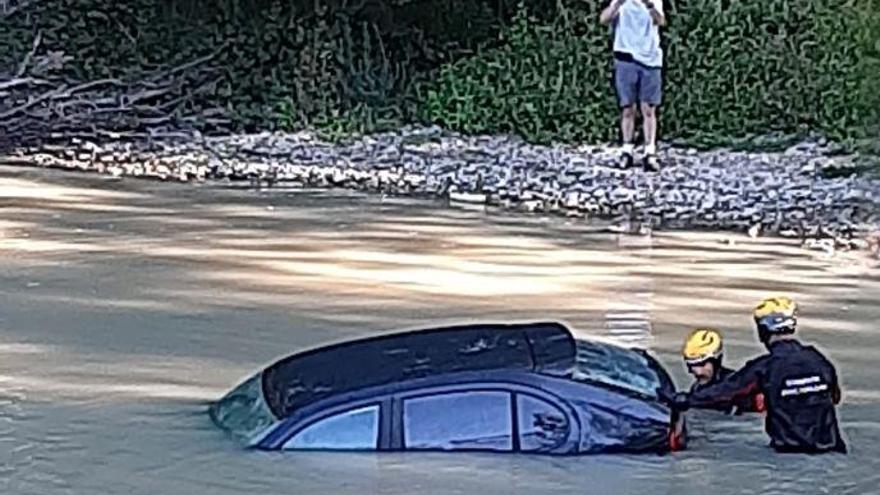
[261,322,575,418]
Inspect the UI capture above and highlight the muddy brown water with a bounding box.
[1,165,878,494]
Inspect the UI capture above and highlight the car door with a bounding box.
[261,398,391,451]
[397,388,514,451]
[514,392,572,453]
[392,384,575,454]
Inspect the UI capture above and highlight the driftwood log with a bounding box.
[0,31,230,153]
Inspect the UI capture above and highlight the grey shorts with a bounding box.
[614,59,662,107]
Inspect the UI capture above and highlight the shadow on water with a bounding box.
[1,165,879,494]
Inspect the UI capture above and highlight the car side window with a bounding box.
[283,404,380,450]
[403,391,513,451]
[516,394,570,452]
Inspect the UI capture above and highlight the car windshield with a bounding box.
[210,373,277,444]
[571,339,664,399]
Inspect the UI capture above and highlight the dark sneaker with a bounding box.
[643,154,660,172]
[619,152,634,169]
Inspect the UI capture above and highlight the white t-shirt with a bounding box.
[612,0,664,68]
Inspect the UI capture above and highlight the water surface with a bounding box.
[1,165,878,494]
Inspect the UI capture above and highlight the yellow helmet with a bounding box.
[682,328,724,366]
[753,296,798,342]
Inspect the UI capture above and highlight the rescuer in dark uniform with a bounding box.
[682,328,764,415]
[672,297,847,454]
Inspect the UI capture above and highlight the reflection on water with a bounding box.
[0,165,878,495]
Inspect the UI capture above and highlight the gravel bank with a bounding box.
[5,126,879,250]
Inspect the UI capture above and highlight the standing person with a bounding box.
[599,0,666,171]
[682,328,765,415]
[672,297,847,454]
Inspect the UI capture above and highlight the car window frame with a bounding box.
[513,391,572,453]
[398,388,515,452]
[390,382,577,453]
[274,398,392,451]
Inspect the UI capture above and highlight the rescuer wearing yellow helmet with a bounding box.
[682,328,764,414]
[671,297,847,453]
[682,328,725,386]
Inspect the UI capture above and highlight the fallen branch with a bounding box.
[0,35,230,152]
[1,0,41,19]
[16,30,42,77]
[0,77,50,91]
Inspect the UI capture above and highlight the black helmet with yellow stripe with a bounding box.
[753,296,798,344]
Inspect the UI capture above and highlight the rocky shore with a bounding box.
[4,126,879,250]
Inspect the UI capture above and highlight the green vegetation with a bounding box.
[1,0,877,148]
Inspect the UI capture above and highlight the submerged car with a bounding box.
[210,322,686,454]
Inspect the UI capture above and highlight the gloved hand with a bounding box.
[671,392,690,412]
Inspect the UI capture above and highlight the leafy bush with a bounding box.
[0,0,504,136]
[419,0,880,147]
[0,0,877,147]
[418,4,617,144]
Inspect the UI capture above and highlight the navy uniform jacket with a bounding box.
[687,339,846,453]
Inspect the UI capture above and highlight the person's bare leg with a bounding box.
[641,102,660,171]
[620,105,635,168]
[621,105,636,150]
[641,102,657,155]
